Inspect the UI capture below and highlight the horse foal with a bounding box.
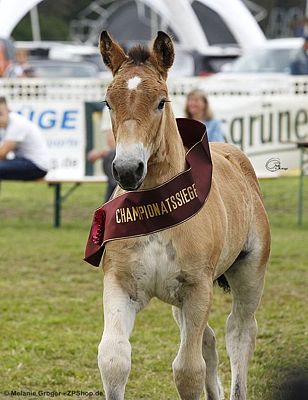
[96,31,270,400]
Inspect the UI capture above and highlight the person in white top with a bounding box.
[0,97,49,180]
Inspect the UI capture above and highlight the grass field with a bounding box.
[0,177,307,399]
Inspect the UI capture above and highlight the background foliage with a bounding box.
[12,0,93,41]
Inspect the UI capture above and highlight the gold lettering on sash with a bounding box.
[138,206,144,220]
[132,207,139,221]
[182,187,190,203]
[126,208,133,222]
[116,209,121,223]
[143,205,149,219]
[175,192,183,206]
[179,190,185,204]
[187,186,195,200]
[165,197,173,212]
[170,195,178,210]
[152,202,161,216]
[147,204,155,218]
[120,208,126,222]
[192,183,198,198]
[115,185,200,224]
[160,201,168,215]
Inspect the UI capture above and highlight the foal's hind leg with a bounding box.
[224,245,268,400]
[172,281,212,400]
[203,324,224,399]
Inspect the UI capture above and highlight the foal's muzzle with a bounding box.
[113,142,149,191]
[112,159,145,191]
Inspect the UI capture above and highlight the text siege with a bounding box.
[115,184,198,224]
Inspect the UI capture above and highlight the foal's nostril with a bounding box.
[112,162,119,181]
[112,159,145,189]
[136,162,144,178]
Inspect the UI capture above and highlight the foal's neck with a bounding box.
[142,111,186,189]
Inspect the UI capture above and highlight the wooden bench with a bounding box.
[46,176,107,228]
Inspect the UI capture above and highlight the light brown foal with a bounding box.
[97,31,270,400]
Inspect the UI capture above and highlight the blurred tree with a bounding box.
[13,13,32,41]
[12,0,93,40]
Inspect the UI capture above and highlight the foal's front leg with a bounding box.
[98,272,138,400]
[172,282,212,400]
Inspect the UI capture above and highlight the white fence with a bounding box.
[1,75,308,101]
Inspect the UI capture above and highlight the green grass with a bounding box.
[0,178,307,399]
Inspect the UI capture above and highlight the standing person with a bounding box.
[87,129,116,202]
[185,89,225,142]
[290,35,308,75]
[0,97,49,180]
[5,49,31,78]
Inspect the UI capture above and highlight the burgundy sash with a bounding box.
[84,118,212,267]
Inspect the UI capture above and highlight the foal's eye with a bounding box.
[158,100,166,110]
[104,100,112,110]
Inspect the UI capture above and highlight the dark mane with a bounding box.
[127,45,151,65]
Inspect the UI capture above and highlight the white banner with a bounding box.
[172,94,307,176]
[8,95,307,180]
[12,102,85,179]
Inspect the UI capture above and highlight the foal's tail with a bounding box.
[215,274,230,293]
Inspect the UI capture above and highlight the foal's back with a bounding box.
[203,142,269,277]
[210,142,262,200]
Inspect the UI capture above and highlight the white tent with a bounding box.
[141,0,265,50]
[0,0,265,51]
[0,0,43,38]
[194,0,265,49]
[141,0,209,52]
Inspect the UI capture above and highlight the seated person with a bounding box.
[87,129,116,202]
[0,97,49,180]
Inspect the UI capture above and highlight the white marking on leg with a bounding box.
[98,273,138,400]
[172,285,211,400]
[226,313,257,400]
[203,324,224,399]
[225,248,266,400]
[127,76,141,90]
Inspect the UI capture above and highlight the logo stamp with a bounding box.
[265,158,288,172]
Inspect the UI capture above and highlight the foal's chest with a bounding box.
[131,233,187,306]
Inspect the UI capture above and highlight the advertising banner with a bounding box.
[172,95,307,176]
[11,102,85,179]
[6,94,307,180]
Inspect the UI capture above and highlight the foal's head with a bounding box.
[100,31,175,191]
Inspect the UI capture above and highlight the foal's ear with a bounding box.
[151,31,174,79]
[99,31,127,75]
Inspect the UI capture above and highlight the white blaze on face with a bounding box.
[127,76,142,90]
[115,142,150,165]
